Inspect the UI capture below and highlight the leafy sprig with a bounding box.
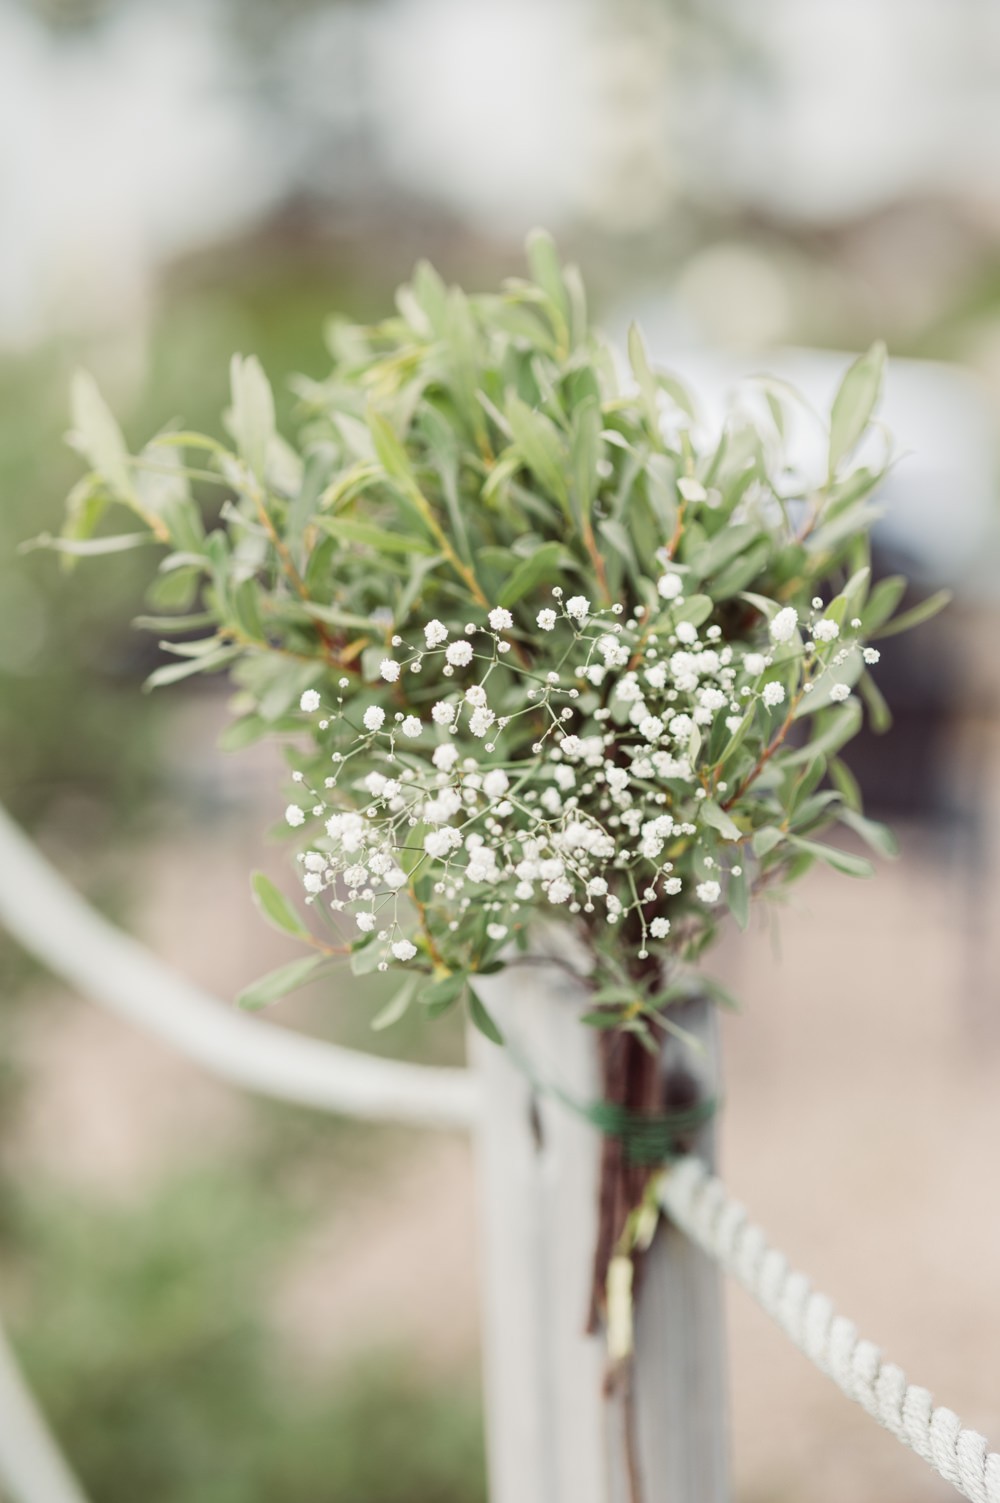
[39,232,946,1043]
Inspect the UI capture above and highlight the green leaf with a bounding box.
[783,699,861,764]
[871,588,950,640]
[793,658,863,717]
[598,518,638,576]
[237,954,324,1010]
[419,973,467,1011]
[828,342,885,476]
[372,975,421,1031]
[715,704,756,769]
[505,394,569,510]
[862,574,907,633]
[412,258,449,332]
[569,398,601,516]
[692,522,760,582]
[788,836,874,878]
[467,985,504,1045]
[525,228,570,339]
[628,323,660,432]
[316,515,437,556]
[669,593,714,630]
[657,372,697,420]
[134,611,216,632]
[752,827,785,858]
[143,646,239,689]
[708,539,770,599]
[218,714,270,752]
[701,799,742,842]
[229,355,275,483]
[498,541,565,607]
[300,601,380,634]
[858,669,892,733]
[251,871,310,940]
[70,369,134,499]
[829,756,862,812]
[367,406,417,488]
[838,807,899,860]
[580,1008,628,1029]
[589,985,642,1006]
[350,936,386,976]
[21,531,156,557]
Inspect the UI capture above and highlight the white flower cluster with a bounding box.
[282,589,876,971]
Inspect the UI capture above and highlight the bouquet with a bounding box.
[47,233,941,1048]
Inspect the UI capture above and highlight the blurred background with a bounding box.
[2,1,1000,1499]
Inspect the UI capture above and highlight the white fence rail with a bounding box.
[0,1320,91,1503]
[0,805,477,1132]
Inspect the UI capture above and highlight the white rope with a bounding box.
[661,1156,1000,1503]
[0,804,478,1132]
[0,1316,91,1503]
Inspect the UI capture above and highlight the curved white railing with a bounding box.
[0,805,478,1132]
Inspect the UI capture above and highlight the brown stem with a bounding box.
[581,516,612,607]
[721,686,805,809]
[665,499,686,560]
[588,1025,665,1332]
[621,1359,645,1503]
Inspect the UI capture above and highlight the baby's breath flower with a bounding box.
[363,706,386,733]
[285,805,306,827]
[379,659,400,682]
[392,939,417,962]
[446,640,473,667]
[762,682,785,708]
[863,647,880,664]
[565,595,590,622]
[299,689,321,712]
[400,715,422,737]
[813,619,840,643]
[488,607,513,631]
[425,620,448,647]
[696,880,721,904]
[657,572,683,600]
[829,683,852,702]
[469,706,496,737]
[770,606,798,643]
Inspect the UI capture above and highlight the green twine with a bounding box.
[504,1037,718,1165]
[567,1093,718,1165]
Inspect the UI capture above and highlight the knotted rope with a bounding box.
[661,1156,1000,1503]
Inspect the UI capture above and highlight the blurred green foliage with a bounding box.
[0,254,388,831]
[8,1167,485,1503]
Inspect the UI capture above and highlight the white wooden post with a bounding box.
[470,951,728,1503]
